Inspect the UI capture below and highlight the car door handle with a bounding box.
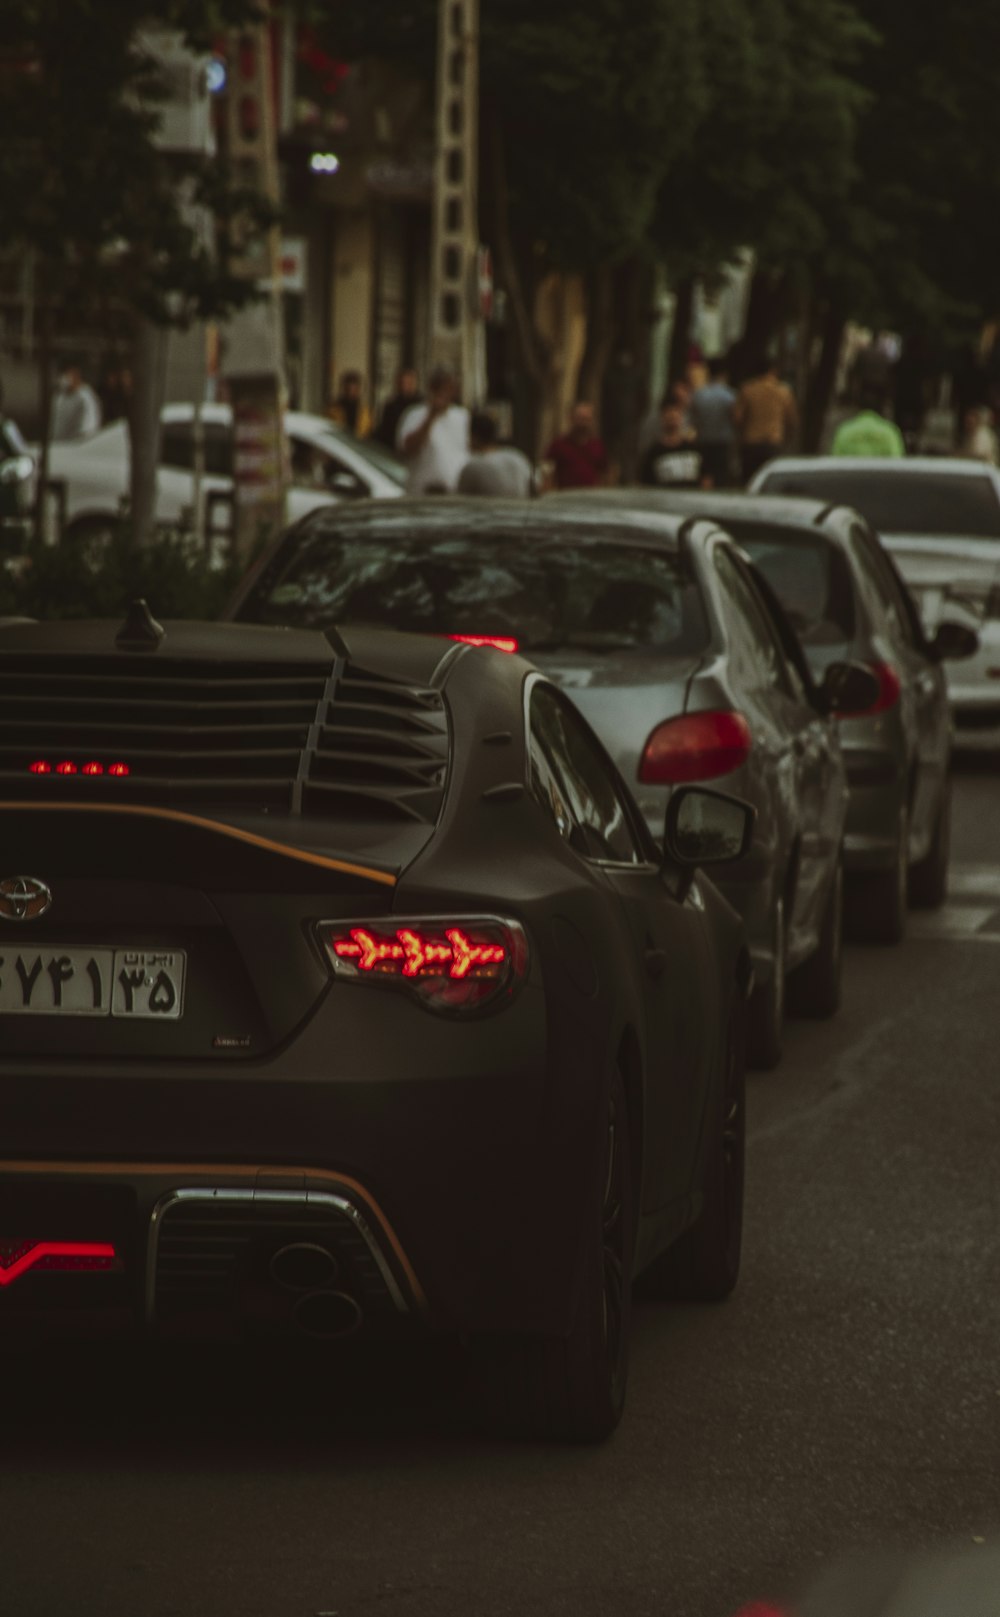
[644,947,667,980]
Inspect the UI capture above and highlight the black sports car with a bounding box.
[0,609,752,1440]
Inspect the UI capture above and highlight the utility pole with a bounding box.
[429,0,483,405]
[222,13,287,562]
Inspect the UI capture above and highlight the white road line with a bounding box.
[947,867,1000,901]
[908,907,1000,939]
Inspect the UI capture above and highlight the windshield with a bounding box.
[725,522,856,651]
[237,520,709,657]
[318,428,407,487]
[759,467,1000,539]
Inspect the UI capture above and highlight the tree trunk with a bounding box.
[737,268,789,377]
[803,303,846,453]
[485,106,544,455]
[129,319,168,549]
[577,263,616,406]
[32,301,54,547]
[666,273,696,389]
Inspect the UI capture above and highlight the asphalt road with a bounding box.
[4,753,1000,1617]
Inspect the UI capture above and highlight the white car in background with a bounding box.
[39,404,406,545]
[750,456,1000,732]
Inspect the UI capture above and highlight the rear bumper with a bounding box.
[0,978,604,1343]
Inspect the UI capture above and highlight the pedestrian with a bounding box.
[544,401,608,490]
[396,365,470,494]
[830,386,906,458]
[958,406,1000,466]
[456,411,535,495]
[327,370,373,439]
[637,402,708,489]
[51,362,102,441]
[98,364,132,426]
[690,356,737,488]
[735,354,798,483]
[375,367,422,451]
[639,379,694,454]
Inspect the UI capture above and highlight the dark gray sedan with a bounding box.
[228,498,875,1069]
[598,490,978,942]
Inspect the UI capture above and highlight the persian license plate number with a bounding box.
[0,948,186,1019]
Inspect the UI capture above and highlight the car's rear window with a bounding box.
[758,468,1000,539]
[722,522,856,650]
[238,522,709,656]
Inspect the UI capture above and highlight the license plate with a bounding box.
[0,948,186,1019]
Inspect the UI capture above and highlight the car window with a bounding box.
[160,421,233,477]
[289,436,365,495]
[758,467,1000,539]
[529,685,643,865]
[712,545,792,695]
[849,525,916,651]
[723,521,856,654]
[237,519,710,657]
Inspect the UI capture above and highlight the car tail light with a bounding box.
[448,634,520,654]
[0,1240,119,1288]
[836,660,900,718]
[319,916,528,1013]
[29,759,131,777]
[639,710,752,785]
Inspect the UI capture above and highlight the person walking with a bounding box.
[327,370,373,439]
[397,365,470,494]
[51,363,102,440]
[690,356,737,488]
[830,387,906,457]
[544,401,608,490]
[375,367,421,451]
[638,403,708,489]
[735,355,798,483]
[456,412,535,495]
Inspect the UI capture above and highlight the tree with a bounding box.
[0,1,278,545]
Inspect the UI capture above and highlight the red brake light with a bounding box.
[449,634,519,654]
[837,660,900,718]
[27,760,130,777]
[321,917,527,1013]
[639,710,752,785]
[0,1240,118,1288]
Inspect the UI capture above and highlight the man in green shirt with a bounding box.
[831,386,906,457]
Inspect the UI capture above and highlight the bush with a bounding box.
[0,528,257,622]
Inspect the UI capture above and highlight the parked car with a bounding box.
[0,612,754,1443]
[605,490,978,940]
[228,496,870,1069]
[34,404,406,546]
[749,456,1000,732]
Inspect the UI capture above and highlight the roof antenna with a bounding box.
[115,598,165,650]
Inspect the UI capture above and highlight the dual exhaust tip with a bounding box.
[269,1242,362,1340]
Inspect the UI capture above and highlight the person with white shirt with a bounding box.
[52,364,102,441]
[396,365,469,493]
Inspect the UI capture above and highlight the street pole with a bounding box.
[429,0,483,405]
[222,13,287,564]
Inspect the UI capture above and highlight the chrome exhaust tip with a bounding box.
[269,1242,339,1292]
[293,1289,363,1340]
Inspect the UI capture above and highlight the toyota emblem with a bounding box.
[0,877,52,922]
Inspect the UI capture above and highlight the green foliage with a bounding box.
[0,0,276,328]
[0,531,248,623]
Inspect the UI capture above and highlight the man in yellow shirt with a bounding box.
[735,356,798,483]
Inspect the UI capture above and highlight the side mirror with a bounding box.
[820,659,881,716]
[664,786,755,868]
[930,619,979,662]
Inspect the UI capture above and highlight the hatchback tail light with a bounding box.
[319,916,528,1013]
[449,634,520,654]
[837,660,900,718]
[639,710,752,785]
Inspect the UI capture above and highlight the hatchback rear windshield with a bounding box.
[238,522,709,656]
[759,468,1000,539]
[726,522,856,649]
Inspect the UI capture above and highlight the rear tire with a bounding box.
[747,895,784,1070]
[788,860,843,1019]
[474,1066,633,1442]
[846,806,908,945]
[908,785,950,909]
[638,996,746,1302]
